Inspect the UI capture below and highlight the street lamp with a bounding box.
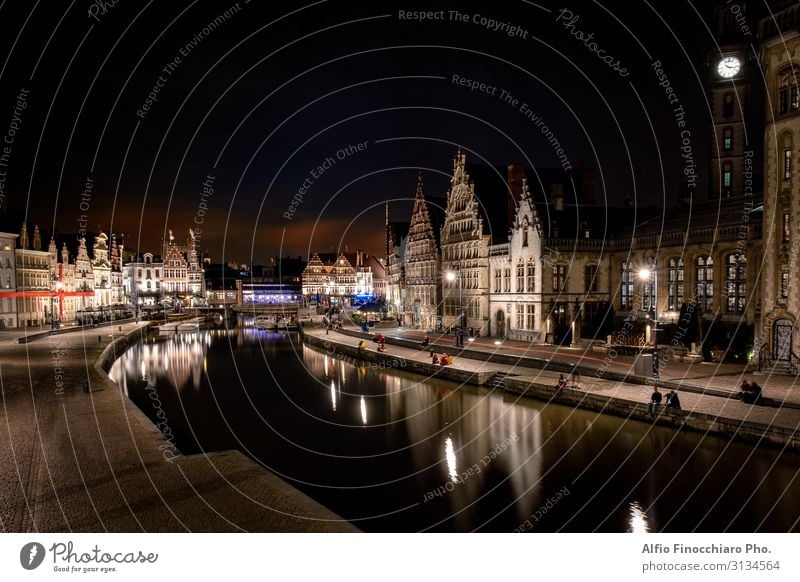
[446,262,464,348]
[638,266,659,378]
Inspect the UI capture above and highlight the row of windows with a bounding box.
[514,304,536,330]
[490,263,601,295]
[620,254,747,314]
[443,297,480,320]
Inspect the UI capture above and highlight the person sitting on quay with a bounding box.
[373,333,385,344]
[555,374,567,392]
[357,340,367,356]
[421,335,430,348]
[665,390,682,410]
[739,380,762,404]
[377,341,387,353]
[432,353,440,365]
[440,353,453,366]
[647,387,663,415]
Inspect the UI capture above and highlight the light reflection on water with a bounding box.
[107,328,800,532]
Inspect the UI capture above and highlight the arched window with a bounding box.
[779,65,800,115]
[522,216,529,247]
[527,259,536,292]
[722,161,733,196]
[620,262,633,309]
[779,263,789,304]
[723,127,733,152]
[696,255,714,311]
[667,257,685,311]
[722,92,734,118]
[726,253,747,313]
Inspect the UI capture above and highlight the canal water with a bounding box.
[109,327,800,532]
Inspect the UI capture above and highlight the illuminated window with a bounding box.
[725,254,747,313]
[696,255,714,311]
[667,257,685,311]
[784,148,793,180]
[723,127,733,151]
[722,161,733,194]
[621,262,634,309]
[783,212,791,243]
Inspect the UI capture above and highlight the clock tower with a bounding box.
[707,2,758,199]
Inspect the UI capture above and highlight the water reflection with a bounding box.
[628,501,650,533]
[111,330,210,394]
[108,329,800,532]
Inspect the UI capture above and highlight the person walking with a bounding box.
[647,387,663,414]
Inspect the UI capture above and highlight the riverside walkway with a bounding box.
[301,323,800,450]
[0,322,356,532]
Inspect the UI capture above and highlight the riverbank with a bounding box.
[300,324,800,451]
[0,322,357,532]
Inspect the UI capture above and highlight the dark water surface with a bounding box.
[109,327,800,532]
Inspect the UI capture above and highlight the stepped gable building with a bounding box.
[301,252,357,305]
[757,3,800,370]
[440,150,493,334]
[403,173,441,330]
[385,203,409,318]
[159,229,204,303]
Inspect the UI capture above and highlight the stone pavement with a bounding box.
[0,322,357,532]
[307,325,800,438]
[364,325,800,407]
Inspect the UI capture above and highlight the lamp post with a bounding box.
[446,261,464,348]
[638,266,659,378]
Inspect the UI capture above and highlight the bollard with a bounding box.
[98,335,101,343]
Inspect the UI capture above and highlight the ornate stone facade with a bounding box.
[440,151,491,335]
[404,174,440,330]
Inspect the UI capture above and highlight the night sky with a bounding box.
[0,1,739,263]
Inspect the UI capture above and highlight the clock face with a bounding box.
[718,56,741,78]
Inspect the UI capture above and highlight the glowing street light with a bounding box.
[638,265,659,378]
[445,263,464,348]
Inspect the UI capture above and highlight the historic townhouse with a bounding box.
[91,232,112,308]
[124,253,164,306]
[403,174,441,330]
[301,253,357,305]
[757,4,800,369]
[440,151,492,335]
[384,204,409,320]
[0,231,18,328]
[15,225,51,326]
[488,174,542,341]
